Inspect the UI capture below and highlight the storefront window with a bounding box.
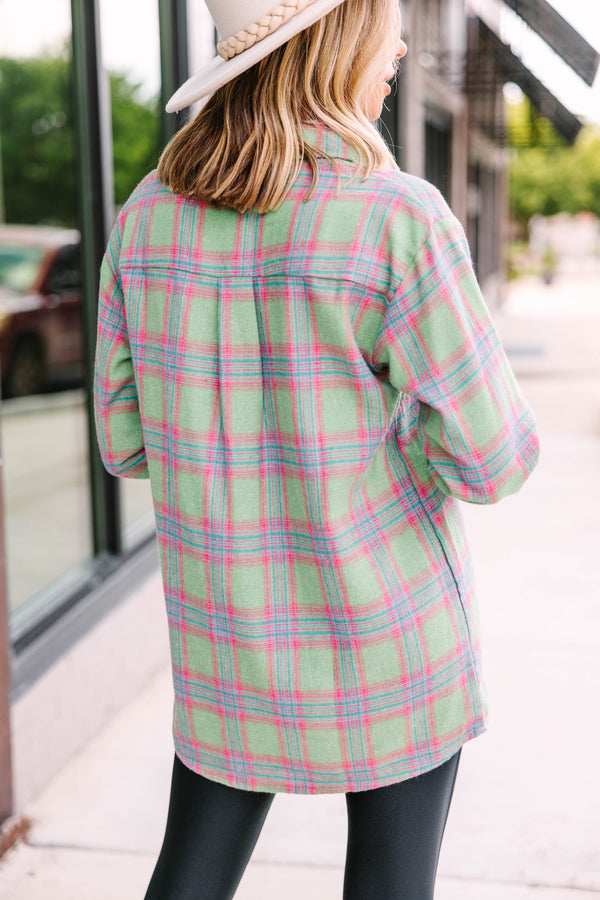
[0,0,215,626]
[0,0,93,616]
[100,0,161,549]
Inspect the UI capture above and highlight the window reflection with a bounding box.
[100,0,160,548]
[0,0,91,615]
[0,244,46,293]
[0,226,82,397]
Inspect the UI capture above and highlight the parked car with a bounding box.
[0,225,83,398]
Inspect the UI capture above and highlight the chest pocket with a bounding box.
[217,277,265,449]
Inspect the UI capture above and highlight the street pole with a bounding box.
[70,0,121,557]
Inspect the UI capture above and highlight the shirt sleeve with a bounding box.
[93,215,149,480]
[372,209,540,504]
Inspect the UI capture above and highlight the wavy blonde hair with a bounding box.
[157,0,403,214]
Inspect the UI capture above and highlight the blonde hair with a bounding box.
[157,0,403,214]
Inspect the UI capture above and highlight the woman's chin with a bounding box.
[372,101,386,122]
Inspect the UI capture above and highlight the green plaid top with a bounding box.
[94,120,540,793]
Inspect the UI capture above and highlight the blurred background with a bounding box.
[0,1,598,897]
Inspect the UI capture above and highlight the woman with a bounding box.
[93,1,540,897]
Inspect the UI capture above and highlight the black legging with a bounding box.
[143,747,462,900]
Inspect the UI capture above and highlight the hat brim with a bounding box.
[166,0,347,113]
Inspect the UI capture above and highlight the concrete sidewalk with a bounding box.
[1,273,599,898]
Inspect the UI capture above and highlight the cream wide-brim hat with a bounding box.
[166,0,348,113]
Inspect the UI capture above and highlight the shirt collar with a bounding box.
[299,120,362,165]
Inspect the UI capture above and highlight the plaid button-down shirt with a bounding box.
[94,120,540,793]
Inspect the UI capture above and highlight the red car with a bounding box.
[0,225,83,397]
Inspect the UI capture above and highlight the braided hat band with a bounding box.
[217,0,320,61]
[165,0,347,112]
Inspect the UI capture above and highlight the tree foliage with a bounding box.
[507,96,600,226]
[110,72,161,206]
[0,45,160,227]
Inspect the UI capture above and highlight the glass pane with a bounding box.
[187,0,217,74]
[100,0,161,549]
[0,0,93,617]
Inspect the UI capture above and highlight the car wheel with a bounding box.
[4,335,46,398]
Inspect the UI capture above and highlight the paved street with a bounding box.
[0,264,599,898]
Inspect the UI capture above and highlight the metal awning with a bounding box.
[473,18,583,144]
[502,0,599,86]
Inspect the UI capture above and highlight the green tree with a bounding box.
[506,94,567,150]
[110,72,161,204]
[507,96,600,228]
[0,49,76,225]
[0,45,160,227]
